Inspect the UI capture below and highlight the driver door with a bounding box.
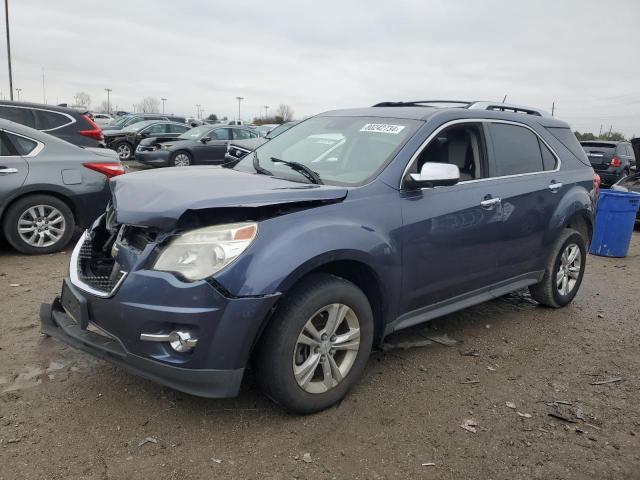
[193,128,232,163]
[398,121,507,319]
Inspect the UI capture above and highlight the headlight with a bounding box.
[153,222,258,281]
[162,144,173,150]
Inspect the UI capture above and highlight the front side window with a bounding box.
[489,123,544,176]
[413,123,486,181]
[233,116,420,186]
[5,132,37,155]
[169,124,189,134]
[212,128,231,141]
[144,123,169,134]
[178,125,210,140]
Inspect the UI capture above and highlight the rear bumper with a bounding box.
[596,170,625,185]
[40,298,245,398]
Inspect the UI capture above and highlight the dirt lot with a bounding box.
[1,231,639,480]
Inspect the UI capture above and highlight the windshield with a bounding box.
[233,116,420,186]
[178,125,212,139]
[110,116,131,127]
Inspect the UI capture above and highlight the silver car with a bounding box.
[0,119,124,254]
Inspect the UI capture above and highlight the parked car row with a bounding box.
[580,140,636,186]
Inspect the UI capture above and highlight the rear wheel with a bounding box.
[170,151,192,167]
[254,273,374,414]
[2,194,75,254]
[529,228,586,308]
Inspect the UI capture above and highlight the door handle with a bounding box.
[548,182,563,192]
[0,167,18,175]
[480,197,501,209]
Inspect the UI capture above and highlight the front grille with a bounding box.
[76,232,126,295]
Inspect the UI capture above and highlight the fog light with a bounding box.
[139,329,198,352]
[169,330,198,352]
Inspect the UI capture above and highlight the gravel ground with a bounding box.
[0,231,639,480]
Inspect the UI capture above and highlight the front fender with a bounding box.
[213,187,402,303]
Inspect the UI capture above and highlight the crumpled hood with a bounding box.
[109,166,348,230]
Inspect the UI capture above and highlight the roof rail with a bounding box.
[372,100,551,117]
[467,101,551,117]
[372,100,473,108]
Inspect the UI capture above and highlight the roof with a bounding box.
[0,100,84,115]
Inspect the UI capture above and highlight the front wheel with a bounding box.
[529,228,587,308]
[170,151,192,167]
[254,273,374,414]
[115,141,133,161]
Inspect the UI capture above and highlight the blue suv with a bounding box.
[40,100,597,413]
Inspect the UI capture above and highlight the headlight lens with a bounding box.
[162,144,173,150]
[153,222,258,281]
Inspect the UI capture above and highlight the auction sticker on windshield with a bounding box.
[360,124,406,134]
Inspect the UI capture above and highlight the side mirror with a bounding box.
[140,131,149,137]
[200,136,211,143]
[408,162,460,188]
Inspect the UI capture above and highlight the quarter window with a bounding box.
[5,132,37,155]
[35,110,70,130]
[489,123,544,176]
[539,140,557,171]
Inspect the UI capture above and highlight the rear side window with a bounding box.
[0,106,36,128]
[5,132,37,155]
[35,110,71,130]
[489,123,543,176]
[233,129,257,140]
[548,128,590,164]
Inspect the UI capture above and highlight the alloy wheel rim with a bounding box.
[18,205,65,247]
[557,243,581,296]
[293,303,361,394]
[174,154,190,167]
[117,144,131,160]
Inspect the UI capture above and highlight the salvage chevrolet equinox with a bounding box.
[41,100,597,413]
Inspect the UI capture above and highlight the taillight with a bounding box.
[610,156,622,167]
[593,173,601,197]
[80,114,104,142]
[83,162,125,178]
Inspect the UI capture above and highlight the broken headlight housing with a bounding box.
[153,222,258,281]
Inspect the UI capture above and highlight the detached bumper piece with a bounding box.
[40,298,244,398]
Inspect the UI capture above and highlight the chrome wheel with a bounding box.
[116,143,131,160]
[293,303,361,394]
[17,205,66,248]
[173,153,191,167]
[557,243,581,296]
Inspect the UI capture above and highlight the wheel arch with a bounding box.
[547,184,594,247]
[0,186,77,226]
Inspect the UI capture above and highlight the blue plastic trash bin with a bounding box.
[589,190,640,258]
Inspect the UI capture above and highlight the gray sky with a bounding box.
[2,0,639,136]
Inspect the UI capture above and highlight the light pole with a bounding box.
[195,104,201,119]
[4,0,13,101]
[104,88,112,114]
[161,97,167,114]
[15,87,21,100]
[235,96,244,122]
[264,105,269,119]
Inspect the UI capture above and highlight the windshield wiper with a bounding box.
[253,151,272,176]
[270,157,323,185]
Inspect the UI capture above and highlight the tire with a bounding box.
[529,228,587,308]
[2,194,75,254]
[115,141,133,161]
[170,151,192,167]
[254,273,374,414]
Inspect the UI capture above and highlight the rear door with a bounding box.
[484,121,562,278]
[0,130,31,211]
